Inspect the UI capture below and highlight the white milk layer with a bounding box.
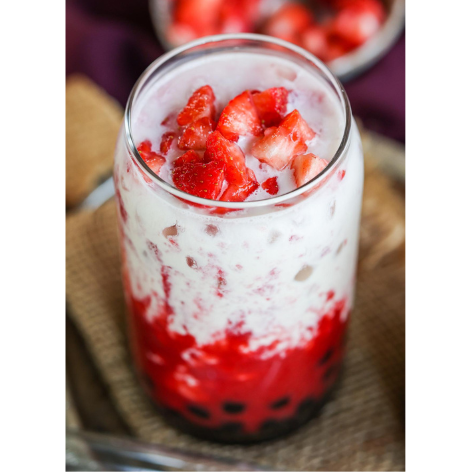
[132,52,344,200]
[115,51,364,356]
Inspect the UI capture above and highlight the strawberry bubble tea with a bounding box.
[114,35,364,442]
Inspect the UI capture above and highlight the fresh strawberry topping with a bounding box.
[329,0,385,47]
[263,3,313,44]
[252,87,290,127]
[291,153,329,187]
[173,0,223,37]
[251,110,316,170]
[173,150,203,167]
[178,117,216,150]
[300,25,330,60]
[160,131,176,155]
[142,86,324,202]
[172,159,225,199]
[282,109,317,142]
[205,131,259,201]
[177,85,216,127]
[137,140,166,174]
[261,176,279,196]
[216,90,262,142]
[205,131,248,186]
[219,0,251,33]
[220,169,259,202]
[168,0,386,64]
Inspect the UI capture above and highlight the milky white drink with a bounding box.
[114,36,363,442]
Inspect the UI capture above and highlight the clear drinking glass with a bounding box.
[114,34,364,443]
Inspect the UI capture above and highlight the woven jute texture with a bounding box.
[66,200,405,471]
[66,75,123,208]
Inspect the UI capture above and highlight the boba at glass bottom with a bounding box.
[139,368,343,444]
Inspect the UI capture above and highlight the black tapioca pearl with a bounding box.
[165,408,181,420]
[260,419,280,433]
[319,348,334,366]
[323,364,339,382]
[222,401,246,414]
[218,422,243,434]
[297,398,318,419]
[270,396,290,410]
[260,417,299,435]
[187,405,210,419]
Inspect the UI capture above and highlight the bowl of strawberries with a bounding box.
[150,0,405,80]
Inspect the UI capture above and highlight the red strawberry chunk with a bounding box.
[205,131,248,186]
[252,87,290,127]
[261,176,279,195]
[177,85,216,127]
[301,25,330,61]
[330,0,385,47]
[221,169,259,202]
[291,153,329,187]
[137,140,166,174]
[282,109,317,142]
[205,131,259,202]
[219,0,251,33]
[263,3,313,42]
[251,110,316,170]
[324,36,352,61]
[172,160,225,199]
[160,131,176,155]
[178,117,216,150]
[173,150,203,167]
[216,90,262,142]
[174,0,223,37]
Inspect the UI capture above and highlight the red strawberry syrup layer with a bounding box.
[125,259,348,436]
[115,49,364,441]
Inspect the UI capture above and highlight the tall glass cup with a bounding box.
[114,34,364,443]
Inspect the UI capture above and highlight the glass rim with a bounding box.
[124,33,352,209]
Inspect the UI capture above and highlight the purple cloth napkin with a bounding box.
[66,0,405,142]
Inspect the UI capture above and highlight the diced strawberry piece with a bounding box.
[221,169,259,202]
[205,131,259,202]
[282,109,317,142]
[173,150,203,167]
[239,0,260,24]
[263,3,313,42]
[324,37,352,61]
[172,160,225,199]
[291,153,329,187]
[177,85,216,127]
[252,87,290,127]
[160,131,176,155]
[261,176,279,195]
[251,110,316,170]
[334,0,385,20]
[330,0,385,47]
[137,140,166,174]
[300,25,330,61]
[173,0,223,37]
[205,131,248,186]
[219,0,251,33]
[216,90,262,142]
[178,117,216,150]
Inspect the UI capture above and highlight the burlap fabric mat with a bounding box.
[66,75,405,471]
[66,75,123,208]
